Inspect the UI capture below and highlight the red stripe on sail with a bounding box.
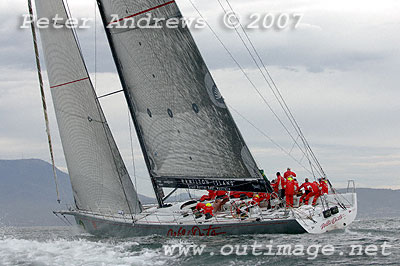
[108,0,175,25]
[50,77,89,89]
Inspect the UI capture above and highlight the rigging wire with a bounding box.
[218,1,336,209]
[220,0,326,178]
[228,104,314,176]
[188,0,325,179]
[216,0,321,178]
[187,0,311,169]
[28,0,61,204]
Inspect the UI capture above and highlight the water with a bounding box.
[0,218,398,265]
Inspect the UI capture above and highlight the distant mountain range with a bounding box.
[0,159,398,226]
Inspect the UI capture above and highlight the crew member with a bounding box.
[284,176,299,208]
[284,168,297,179]
[246,192,254,198]
[276,172,286,200]
[271,179,279,194]
[229,191,244,199]
[203,203,214,219]
[298,178,312,205]
[251,194,264,206]
[215,190,228,200]
[304,181,320,205]
[319,178,329,194]
[200,190,216,201]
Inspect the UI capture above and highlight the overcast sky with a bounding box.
[1,0,399,198]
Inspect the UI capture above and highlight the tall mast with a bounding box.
[28,0,61,204]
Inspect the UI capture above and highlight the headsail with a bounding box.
[96,0,272,197]
[35,0,142,215]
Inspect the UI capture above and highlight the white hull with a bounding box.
[59,192,357,237]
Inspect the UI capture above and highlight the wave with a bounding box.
[0,236,172,266]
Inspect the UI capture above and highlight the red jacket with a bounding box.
[284,170,296,179]
[246,192,254,198]
[271,182,279,193]
[196,202,206,211]
[216,190,227,197]
[200,190,216,201]
[310,182,320,193]
[299,182,312,192]
[319,180,329,194]
[285,178,299,195]
[276,174,286,189]
[203,204,214,215]
[252,195,264,205]
[229,191,243,198]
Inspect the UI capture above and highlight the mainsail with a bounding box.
[35,0,142,215]
[96,0,272,202]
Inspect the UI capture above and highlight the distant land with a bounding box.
[0,159,399,226]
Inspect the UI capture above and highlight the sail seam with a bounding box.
[107,0,175,25]
[50,77,89,89]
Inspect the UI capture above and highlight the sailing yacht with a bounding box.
[31,0,357,236]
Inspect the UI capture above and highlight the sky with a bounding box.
[0,0,399,198]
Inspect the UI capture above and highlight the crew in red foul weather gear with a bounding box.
[200,190,216,201]
[196,202,206,211]
[276,172,286,199]
[319,178,329,194]
[284,177,299,207]
[215,190,228,200]
[299,178,313,204]
[229,191,243,198]
[251,194,264,206]
[304,181,321,205]
[203,203,214,219]
[271,180,279,194]
[284,168,296,179]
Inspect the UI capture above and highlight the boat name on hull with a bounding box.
[320,214,345,230]
[167,225,227,236]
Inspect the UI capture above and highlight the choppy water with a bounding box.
[0,218,398,265]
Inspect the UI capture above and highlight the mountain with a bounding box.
[0,159,399,226]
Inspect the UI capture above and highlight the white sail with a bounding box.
[97,0,271,193]
[35,0,141,215]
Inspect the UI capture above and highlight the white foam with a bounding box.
[0,237,171,266]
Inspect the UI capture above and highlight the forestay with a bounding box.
[97,0,272,193]
[35,0,142,215]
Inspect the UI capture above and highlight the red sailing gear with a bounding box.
[276,174,286,190]
[195,202,206,211]
[285,177,299,207]
[259,193,268,200]
[284,170,296,179]
[271,182,279,193]
[203,203,214,216]
[229,191,243,198]
[305,181,320,205]
[319,180,329,194]
[216,190,227,196]
[215,190,228,200]
[251,194,264,206]
[299,182,312,204]
[246,192,254,198]
[200,190,216,201]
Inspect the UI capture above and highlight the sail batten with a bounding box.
[35,0,142,214]
[97,0,272,194]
